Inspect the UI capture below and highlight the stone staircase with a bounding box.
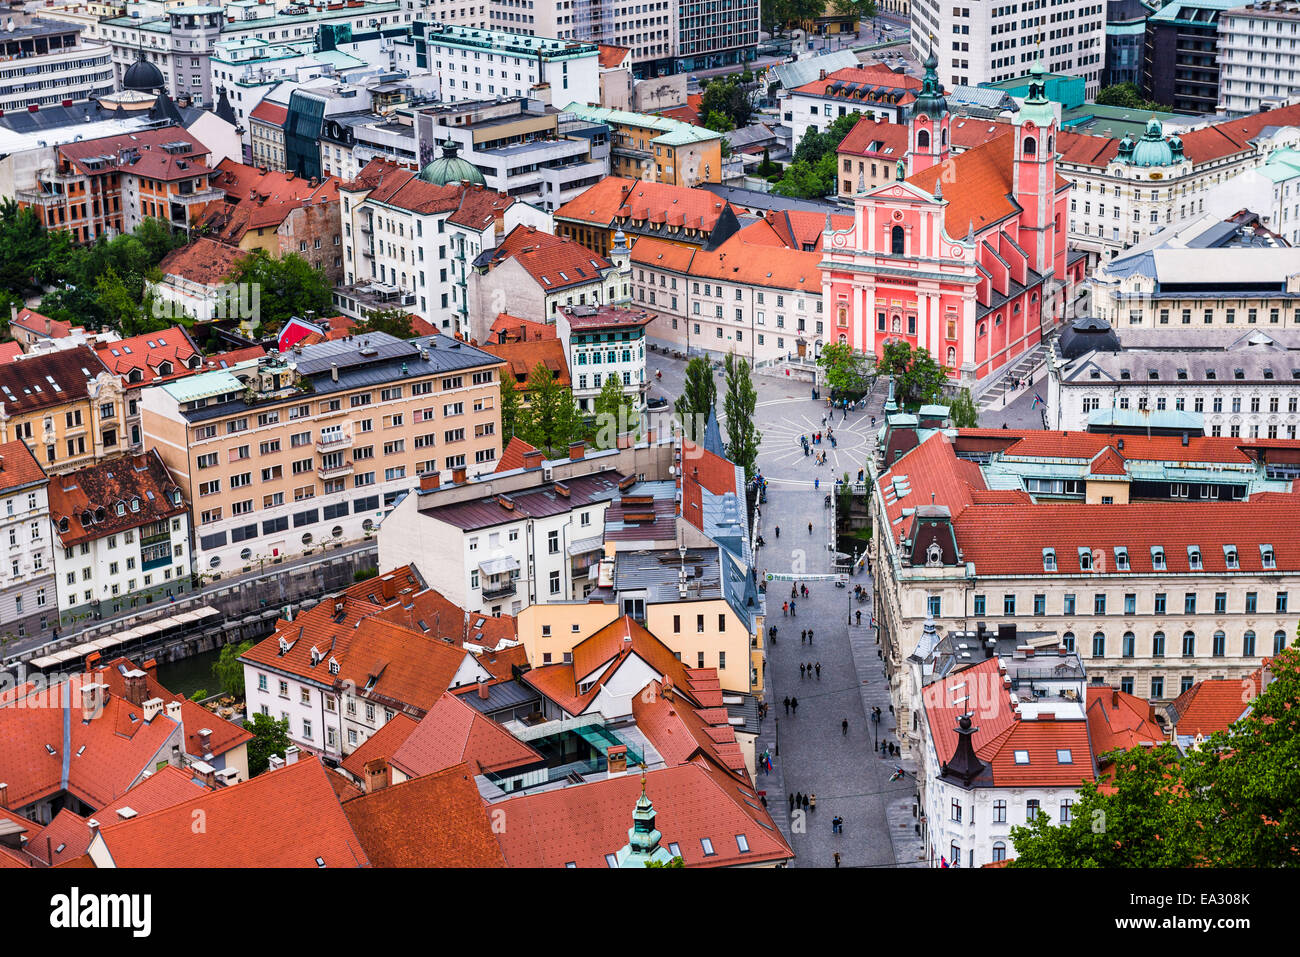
[974,341,1051,411]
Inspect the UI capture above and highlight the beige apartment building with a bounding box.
[141,333,504,575]
[869,421,1300,758]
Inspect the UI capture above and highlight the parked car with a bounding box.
[646,396,670,410]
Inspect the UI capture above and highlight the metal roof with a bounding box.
[770,50,859,90]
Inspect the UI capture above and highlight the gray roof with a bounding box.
[770,50,860,90]
[1060,347,1300,385]
[950,85,1019,111]
[422,470,624,531]
[458,678,541,716]
[698,183,844,216]
[1115,328,1300,351]
[614,547,724,604]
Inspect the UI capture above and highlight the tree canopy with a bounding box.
[878,340,951,408]
[700,74,754,130]
[772,112,862,198]
[723,353,761,481]
[831,0,878,18]
[1010,644,1300,867]
[356,307,417,340]
[246,713,292,777]
[517,362,586,457]
[212,640,254,698]
[1095,82,1169,113]
[227,250,333,332]
[816,342,875,398]
[591,373,639,449]
[947,387,979,427]
[675,356,717,439]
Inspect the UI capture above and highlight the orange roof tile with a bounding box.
[93,327,200,382]
[597,44,630,69]
[495,436,542,473]
[342,763,506,867]
[483,224,613,291]
[555,176,735,234]
[92,758,369,867]
[838,115,910,158]
[0,440,46,495]
[478,337,570,391]
[487,314,556,343]
[790,64,921,99]
[48,451,187,549]
[1165,672,1262,738]
[475,643,529,680]
[10,308,76,339]
[158,237,247,286]
[0,342,21,363]
[632,680,748,778]
[339,712,419,781]
[1086,686,1166,761]
[58,126,212,181]
[390,692,542,778]
[0,346,108,415]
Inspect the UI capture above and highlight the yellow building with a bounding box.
[0,346,127,474]
[560,103,723,186]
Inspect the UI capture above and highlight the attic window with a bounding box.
[1042,548,1056,572]
[1119,370,1131,380]
[1013,750,1030,764]
[1176,368,1187,380]
[1264,368,1275,380]
[1260,544,1276,569]
[328,658,339,675]
[1151,547,1166,571]
[1089,369,1101,379]
[1224,545,1239,569]
[1205,369,1217,379]
[1187,546,1203,571]
[700,837,716,857]
[1056,749,1073,764]
[1234,368,1245,380]
[1114,547,1129,570]
[1147,369,1159,380]
[1077,547,1093,571]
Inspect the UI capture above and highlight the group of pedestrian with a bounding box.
[798,661,821,680]
[879,740,899,756]
[782,695,800,715]
[781,598,799,616]
[798,627,814,644]
[758,749,773,774]
[831,815,844,834]
[790,583,809,600]
[789,792,816,814]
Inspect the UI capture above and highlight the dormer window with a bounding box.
[1187,546,1203,571]
[1223,545,1239,570]
[1077,547,1093,571]
[310,646,322,666]
[1147,369,1159,380]
[130,497,140,512]
[1114,547,1129,571]
[329,657,340,675]
[1261,544,1276,569]
[1042,547,1056,572]
[116,502,125,516]
[1151,547,1166,571]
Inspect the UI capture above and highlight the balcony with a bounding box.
[316,431,354,452]
[481,579,517,601]
[172,186,226,206]
[316,459,354,480]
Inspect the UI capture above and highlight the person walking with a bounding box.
[834,852,841,868]
[775,525,780,538]
[808,521,813,535]
[809,793,817,812]
[783,696,790,715]
[801,584,808,599]
[782,600,788,617]
[856,609,862,626]
[791,600,796,617]
[795,791,804,809]
[814,477,820,491]
[799,663,806,679]
[789,793,795,814]
[808,629,814,644]
[842,717,849,736]
[801,629,807,644]
[816,662,822,680]
[791,696,798,715]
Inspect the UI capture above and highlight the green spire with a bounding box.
[913,35,948,120]
[615,774,674,867]
[1017,56,1056,129]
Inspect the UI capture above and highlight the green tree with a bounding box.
[1010,645,1300,867]
[246,713,293,777]
[703,110,735,134]
[674,356,717,438]
[521,362,585,456]
[591,373,638,448]
[357,306,416,339]
[701,74,753,129]
[0,199,54,296]
[227,250,332,331]
[948,387,979,427]
[831,0,878,18]
[499,373,526,441]
[817,342,875,398]
[134,216,187,264]
[723,352,761,481]
[212,640,254,698]
[879,340,950,408]
[190,689,209,702]
[645,855,686,867]
[1094,82,1168,113]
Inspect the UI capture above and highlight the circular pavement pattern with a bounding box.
[755,399,874,486]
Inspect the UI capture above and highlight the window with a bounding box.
[1026,799,1040,822]
[1124,593,1136,615]
[1246,592,1257,613]
[951,798,962,822]
[1278,591,1289,614]
[993,800,1006,823]
[700,838,716,857]
[992,842,1007,863]
[1275,630,1288,654]
[1092,632,1106,658]
[891,225,905,255]
[1184,593,1197,615]
[1063,593,1076,615]
[928,595,942,617]
[1182,631,1196,658]
[973,594,986,616]
[1060,799,1073,823]
[1152,631,1165,658]
[1034,594,1046,616]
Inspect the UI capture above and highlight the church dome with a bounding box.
[1058,316,1121,359]
[123,57,165,93]
[1126,116,1174,168]
[418,139,485,186]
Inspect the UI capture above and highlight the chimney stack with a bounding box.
[330,362,339,382]
[198,728,213,757]
[0,782,7,809]
[523,449,544,470]
[268,754,286,770]
[568,441,585,460]
[123,668,148,706]
[142,697,164,723]
[285,745,300,765]
[477,677,490,700]
[364,758,388,792]
[607,744,628,777]
[452,465,467,485]
[1112,689,1119,709]
[420,471,441,491]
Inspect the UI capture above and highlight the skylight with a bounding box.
[1014,750,1030,764]
[1057,749,1073,764]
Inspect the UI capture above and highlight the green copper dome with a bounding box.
[1126,117,1175,168]
[1016,57,1056,129]
[913,40,948,119]
[419,139,485,186]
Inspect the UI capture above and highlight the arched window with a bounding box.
[977,323,986,338]
[1275,629,1288,654]
[917,129,930,150]
[1243,630,1256,656]
[1182,631,1196,657]
[1047,134,1053,153]
[942,128,949,147]
[891,225,905,255]
[991,842,1007,863]
[1152,631,1165,657]
[1023,136,1037,157]
[1213,630,1226,657]
[1092,632,1106,658]
[1062,632,1075,653]
[1123,632,1135,657]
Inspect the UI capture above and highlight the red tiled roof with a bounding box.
[92,757,369,867]
[907,132,1018,235]
[344,159,515,231]
[58,126,212,181]
[478,337,570,391]
[1165,670,1263,738]
[487,314,556,343]
[390,692,542,779]
[339,712,419,781]
[655,93,704,125]
[154,345,266,385]
[790,64,922,99]
[158,237,247,286]
[950,118,1014,151]
[555,176,735,233]
[492,757,791,867]
[964,428,1257,465]
[10,308,76,340]
[1086,686,1166,761]
[93,326,200,382]
[597,44,630,69]
[0,342,21,363]
[632,680,748,778]
[249,100,288,127]
[0,346,108,415]
[0,440,46,495]
[0,673,182,811]
[202,158,341,242]
[48,451,186,549]
[342,763,506,867]
[1088,444,1128,477]
[838,116,910,158]
[496,436,542,473]
[569,616,698,706]
[475,643,528,680]
[484,224,613,291]
[26,765,210,866]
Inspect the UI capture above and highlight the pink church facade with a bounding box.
[819,57,1086,385]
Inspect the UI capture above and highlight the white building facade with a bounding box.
[1217,1,1300,115]
[425,23,601,108]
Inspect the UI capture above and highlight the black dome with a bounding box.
[1058,316,1121,360]
[124,58,165,93]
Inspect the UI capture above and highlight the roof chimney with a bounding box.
[477,677,490,700]
[568,441,585,461]
[142,697,164,723]
[1112,688,1119,709]
[363,758,389,792]
[268,754,285,770]
[452,465,467,485]
[330,362,339,382]
[123,668,148,706]
[420,471,441,491]
[285,745,300,765]
[523,449,544,470]
[607,744,628,778]
[0,783,8,809]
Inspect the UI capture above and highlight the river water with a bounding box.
[155,647,223,700]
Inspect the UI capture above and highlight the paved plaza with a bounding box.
[647,354,926,867]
